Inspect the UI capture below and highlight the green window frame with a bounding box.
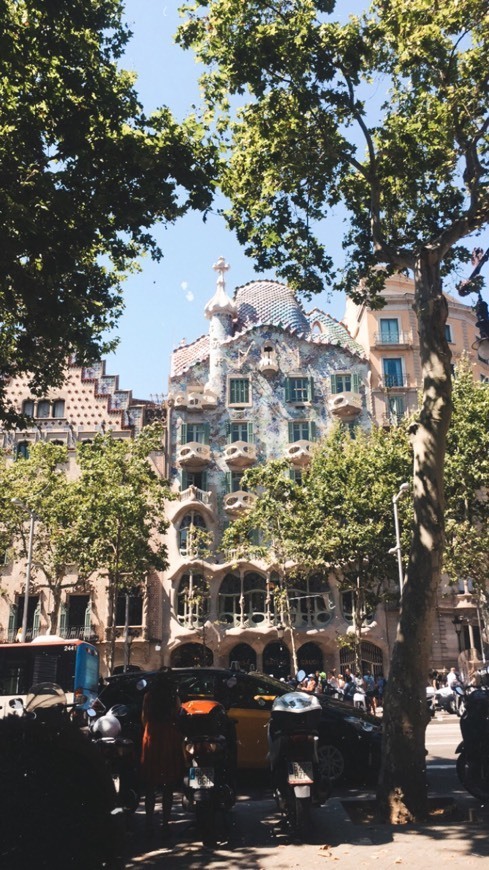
[181,422,210,444]
[228,421,254,443]
[285,376,313,403]
[229,378,251,405]
[288,421,316,442]
[330,373,360,394]
[181,469,208,490]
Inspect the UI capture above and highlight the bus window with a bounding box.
[0,640,99,716]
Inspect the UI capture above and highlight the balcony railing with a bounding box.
[375,331,413,346]
[178,485,212,505]
[59,625,99,642]
[380,374,408,389]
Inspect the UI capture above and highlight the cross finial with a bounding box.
[213,256,230,293]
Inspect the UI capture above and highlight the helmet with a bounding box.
[93,713,121,738]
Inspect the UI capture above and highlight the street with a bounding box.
[123,713,489,868]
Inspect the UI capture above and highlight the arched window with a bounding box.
[243,572,267,626]
[340,641,384,678]
[297,642,324,674]
[341,590,374,625]
[229,643,257,672]
[16,441,30,460]
[176,572,209,627]
[289,574,334,628]
[178,511,208,556]
[170,643,213,668]
[218,574,241,625]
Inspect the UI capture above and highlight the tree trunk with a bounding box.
[47,582,62,635]
[377,249,452,823]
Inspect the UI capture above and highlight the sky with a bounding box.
[105,1,485,400]
[104,1,356,398]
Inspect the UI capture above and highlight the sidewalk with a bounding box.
[125,789,489,869]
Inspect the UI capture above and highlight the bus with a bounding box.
[0,637,99,717]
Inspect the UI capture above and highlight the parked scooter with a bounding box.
[455,677,489,802]
[181,698,237,847]
[269,691,330,840]
[88,702,141,813]
[0,682,122,869]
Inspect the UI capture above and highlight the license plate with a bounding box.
[287,761,314,785]
[188,767,214,789]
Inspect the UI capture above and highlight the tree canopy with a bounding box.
[0,0,216,426]
[177,0,489,821]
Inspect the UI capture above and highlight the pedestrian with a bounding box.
[140,668,185,837]
[363,670,376,715]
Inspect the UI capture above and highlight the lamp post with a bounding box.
[12,500,36,643]
[388,482,410,595]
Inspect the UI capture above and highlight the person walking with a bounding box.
[140,668,186,837]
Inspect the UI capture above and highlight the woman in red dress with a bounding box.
[140,669,185,835]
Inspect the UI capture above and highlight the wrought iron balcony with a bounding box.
[224,440,257,468]
[374,331,413,347]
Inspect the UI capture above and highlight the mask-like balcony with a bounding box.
[328,392,362,418]
[169,388,218,411]
[257,354,279,375]
[177,442,211,467]
[285,440,312,466]
[223,490,257,515]
[223,441,257,468]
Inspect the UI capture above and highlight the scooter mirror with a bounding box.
[86,707,98,717]
[136,679,147,691]
[454,685,465,696]
[296,670,306,684]
[9,698,24,711]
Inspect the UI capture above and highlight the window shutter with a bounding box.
[352,373,360,393]
[247,422,254,443]
[226,472,233,493]
[288,422,294,442]
[308,377,314,402]
[203,422,210,444]
[32,602,40,637]
[226,421,231,441]
[58,603,67,638]
[84,600,92,639]
[8,604,17,638]
[180,423,187,444]
[310,421,317,441]
[201,470,208,491]
[285,378,291,402]
[181,470,188,490]
[330,375,337,395]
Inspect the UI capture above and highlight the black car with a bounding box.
[97,667,381,785]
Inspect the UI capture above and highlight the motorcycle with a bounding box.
[88,702,141,813]
[0,682,122,869]
[180,698,237,847]
[455,681,489,802]
[269,691,330,840]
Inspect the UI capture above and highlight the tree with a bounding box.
[0,441,83,636]
[72,424,170,673]
[443,358,489,640]
[177,0,489,820]
[222,425,412,673]
[0,0,215,427]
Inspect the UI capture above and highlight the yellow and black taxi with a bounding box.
[98,667,381,785]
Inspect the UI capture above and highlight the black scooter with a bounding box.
[455,681,489,802]
[269,690,330,840]
[88,702,141,813]
[180,698,237,847]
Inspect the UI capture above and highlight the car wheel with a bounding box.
[317,742,346,784]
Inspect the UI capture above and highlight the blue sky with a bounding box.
[106,1,483,399]
[105,1,353,398]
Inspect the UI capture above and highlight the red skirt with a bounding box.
[141,719,185,788]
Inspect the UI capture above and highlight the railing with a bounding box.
[6,627,40,643]
[380,374,408,389]
[179,485,212,505]
[59,625,98,641]
[375,331,413,346]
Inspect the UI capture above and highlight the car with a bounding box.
[97,667,382,785]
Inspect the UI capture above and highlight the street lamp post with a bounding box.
[452,614,463,654]
[388,482,410,595]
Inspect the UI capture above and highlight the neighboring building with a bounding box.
[343,273,488,426]
[343,273,489,671]
[0,359,167,671]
